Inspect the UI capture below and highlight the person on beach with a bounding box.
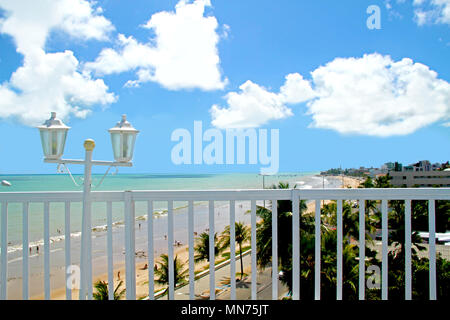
[118,271,120,280]
[36,246,39,254]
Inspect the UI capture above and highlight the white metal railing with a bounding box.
[0,188,449,300]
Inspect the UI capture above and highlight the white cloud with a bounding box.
[210,74,314,129]
[385,0,450,25]
[279,73,316,104]
[85,0,227,91]
[0,0,114,54]
[0,0,116,126]
[0,50,116,126]
[86,34,156,76]
[384,0,404,19]
[221,24,231,39]
[306,54,450,136]
[413,0,450,25]
[211,54,450,136]
[58,0,115,41]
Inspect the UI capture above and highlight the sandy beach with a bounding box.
[305,175,363,213]
[27,200,254,300]
[19,175,363,300]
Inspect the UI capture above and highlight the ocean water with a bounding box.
[0,172,338,258]
[0,172,345,298]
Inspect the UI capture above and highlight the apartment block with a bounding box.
[390,170,450,187]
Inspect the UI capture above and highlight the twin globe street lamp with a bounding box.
[37,112,139,299]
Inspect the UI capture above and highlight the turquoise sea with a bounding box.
[0,172,321,192]
[0,172,334,250]
[0,172,345,298]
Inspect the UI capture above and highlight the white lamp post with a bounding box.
[38,112,70,160]
[38,112,139,300]
[108,114,139,163]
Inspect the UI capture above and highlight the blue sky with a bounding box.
[0,0,449,174]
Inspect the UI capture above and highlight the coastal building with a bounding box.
[411,160,432,171]
[390,170,450,187]
[394,162,403,172]
[382,162,395,171]
[321,160,448,180]
[432,163,441,171]
[387,160,447,173]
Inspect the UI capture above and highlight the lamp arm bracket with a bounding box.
[57,163,82,187]
[92,165,119,189]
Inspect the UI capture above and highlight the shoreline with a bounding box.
[11,200,254,300]
[29,201,255,300]
[7,175,362,300]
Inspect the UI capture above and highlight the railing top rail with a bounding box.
[0,188,449,202]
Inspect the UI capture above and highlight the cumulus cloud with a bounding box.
[0,50,116,125]
[0,0,114,54]
[211,54,450,137]
[210,74,314,128]
[85,34,155,76]
[279,73,316,104]
[0,0,116,126]
[307,53,450,136]
[85,0,227,91]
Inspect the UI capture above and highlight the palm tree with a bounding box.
[194,231,222,263]
[254,182,308,270]
[220,221,251,280]
[321,200,377,242]
[93,280,126,300]
[154,254,188,299]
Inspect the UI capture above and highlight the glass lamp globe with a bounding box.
[108,114,139,163]
[37,112,70,160]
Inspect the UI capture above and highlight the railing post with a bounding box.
[64,201,72,300]
[271,198,278,300]
[381,199,388,300]
[405,200,412,300]
[314,199,321,300]
[148,200,155,300]
[125,191,136,300]
[209,200,215,300]
[1,201,7,300]
[428,199,436,300]
[230,200,236,300]
[251,200,257,300]
[188,200,194,300]
[22,202,29,300]
[336,199,343,300]
[107,201,114,300]
[359,199,365,300]
[168,200,174,300]
[44,201,50,300]
[292,190,300,300]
